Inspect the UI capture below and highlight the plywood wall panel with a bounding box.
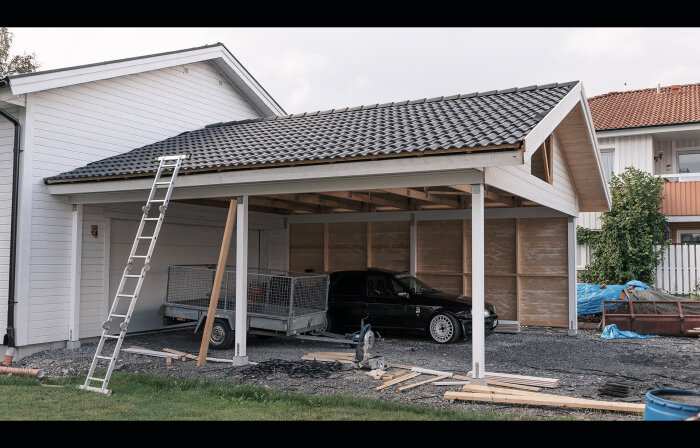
[519,276,569,327]
[417,220,462,273]
[421,274,464,296]
[518,218,568,276]
[289,223,324,273]
[485,275,517,321]
[328,222,367,272]
[370,221,410,271]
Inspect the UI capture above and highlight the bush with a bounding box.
[578,167,668,285]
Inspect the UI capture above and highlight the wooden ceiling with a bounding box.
[174,185,536,215]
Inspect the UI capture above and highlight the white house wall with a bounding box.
[655,137,700,175]
[485,133,579,217]
[79,202,285,337]
[22,61,264,346]
[578,134,654,230]
[0,105,19,338]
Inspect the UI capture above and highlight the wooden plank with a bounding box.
[366,222,372,267]
[444,392,646,414]
[462,384,554,397]
[373,372,422,391]
[197,198,237,367]
[410,367,453,377]
[163,347,197,361]
[397,375,450,391]
[464,371,560,388]
[323,223,329,273]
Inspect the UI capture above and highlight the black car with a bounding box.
[324,268,499,344]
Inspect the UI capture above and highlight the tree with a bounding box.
[578,166,669,285]
[0,27,40,77]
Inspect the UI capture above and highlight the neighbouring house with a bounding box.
[0,43,610,381]
[579,83,700,293]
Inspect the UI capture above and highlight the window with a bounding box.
[331,272,364,295]
[678,230,700,244]
[677,151,700,174]
[531,135,553,184]
[600,149,615,182]
[367,275,403,297]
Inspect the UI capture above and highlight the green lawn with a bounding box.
[0,372,521,421]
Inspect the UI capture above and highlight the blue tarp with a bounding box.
[577,280,650,315]
[600,324,655,339]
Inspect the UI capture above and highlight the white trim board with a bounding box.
[6,45,285,117]
[596,122,700,139]
[667,215,700,223]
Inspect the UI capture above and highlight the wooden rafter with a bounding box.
[320,191,415,210]
[379,187,461,208]
[448,185,516,207]
[266,193,371,212]
[249,196,336,214]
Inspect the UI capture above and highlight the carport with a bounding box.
[44,81,610,383]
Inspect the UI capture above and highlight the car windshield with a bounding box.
[394,274,440,294]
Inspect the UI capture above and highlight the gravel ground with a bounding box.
[14,326,700,421]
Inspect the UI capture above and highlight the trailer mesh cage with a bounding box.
[165,265,328,318]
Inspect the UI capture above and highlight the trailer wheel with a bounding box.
[209,319,234,350]
[312,313,332,335]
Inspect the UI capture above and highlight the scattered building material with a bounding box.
[598,381,633,398]
[162,348,197,361]
[373,372,421,391]
[410,367,453,377]
[397,374,450,391]
[445,391,645,414]
[165,357,172,366]
[0,366,44,378]
[494,320,521,334]
[236,359,343,379]
[603,292,700,337]
[433,380,470,386]
[465,371,560,388]
[123,347,236,363]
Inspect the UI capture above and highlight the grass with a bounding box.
[0,371,517,421]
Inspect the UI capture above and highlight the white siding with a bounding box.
[24,61,263,345]
[579,134,654,230]
[485,133,579,216]
[0,106,19,339]
[78,202,284,336]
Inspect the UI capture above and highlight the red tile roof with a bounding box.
[588,83,700,131]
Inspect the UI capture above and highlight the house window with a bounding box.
[678,230,700,244]
[677,151,700,174]
[600,149,614,182]
[531,135,553,184]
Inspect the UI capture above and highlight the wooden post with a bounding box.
[366,221,372,268]
[471,183,486,385]
[409,213,417,276]
[323,223,329,273]
[197,198,238,366]
[515,218,521,324]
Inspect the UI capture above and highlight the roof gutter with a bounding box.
[0,106,21,348]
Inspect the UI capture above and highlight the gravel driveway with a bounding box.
[14,326,700,421]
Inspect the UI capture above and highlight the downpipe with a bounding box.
[0,106,21,366]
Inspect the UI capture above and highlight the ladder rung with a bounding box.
[138,236,154,240]
[144,218,160,221]
[149,199,166,203]
[88,376,106,383]
[103,335,120,339]
[110,314,127,318]
[124,275,141,278]
[131,255,148,259]
[156,182,171,185]
[117,294,135,298]
[96,355,112,360]
[79,385,113,395]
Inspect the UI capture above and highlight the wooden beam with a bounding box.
[397,375,450,391]
[250,196,335,214]
[265,193,369,212]
[197,198,237,366]
[379,187,461,208]
[366,221,372,268]
[320,191,413,210]
[323,223,329,273]
[373,372,422,391]
[449,185,516,207]
[445,392,646,414]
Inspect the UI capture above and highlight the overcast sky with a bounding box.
[8,27,700,114]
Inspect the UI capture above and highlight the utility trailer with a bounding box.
[162,265,352,348]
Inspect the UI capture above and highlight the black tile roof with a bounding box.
[44,81,579,184]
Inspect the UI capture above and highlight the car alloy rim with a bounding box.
[430,315,453,342]
[211,325,225,344]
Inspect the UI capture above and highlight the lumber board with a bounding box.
[197,198,238,366]
[433,381,470,386]
[444,392,645,414]
[466,371,560,388]
[462,384,561,399]
[453,374,541,391]
[163,348,198,361]
[397,375,450,392]
[301,355,353,364]
[410,367,453,377]
[373,372,421,391]
[123,348,178,359]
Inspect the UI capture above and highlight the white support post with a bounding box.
[68,204,83,349]
[233,195,249,366]
[409,213,417,276]
[471,184,486,385]
[568,217,578,336]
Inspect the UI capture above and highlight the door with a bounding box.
[365,273,408,329]
[109,218,263,333]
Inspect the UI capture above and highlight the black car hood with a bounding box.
[412,291,496,313]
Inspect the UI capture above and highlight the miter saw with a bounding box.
[351,317,385,370]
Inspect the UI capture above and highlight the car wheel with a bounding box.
[428,312,461,344]
[209,318,234,350]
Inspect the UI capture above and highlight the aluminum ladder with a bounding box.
[79,154,188,395]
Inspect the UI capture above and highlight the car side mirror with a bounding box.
[397,292,409,299]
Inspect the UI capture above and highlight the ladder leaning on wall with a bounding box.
[79,154,188,395]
